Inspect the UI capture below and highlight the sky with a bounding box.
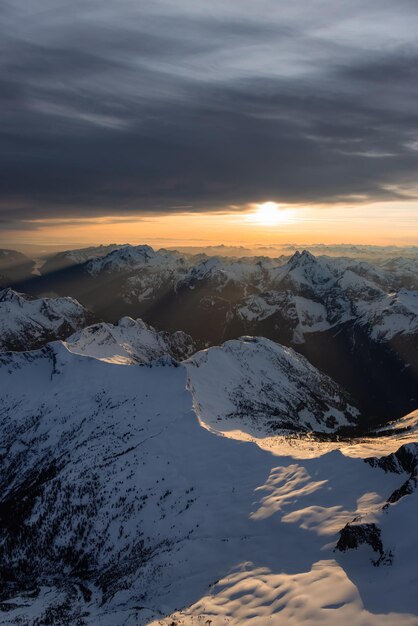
[1,0,418,247]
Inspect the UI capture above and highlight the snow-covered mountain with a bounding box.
[39,244,125,275]
[9,245,418,420]
[17,244,418,343]
[66,316,195,364]
[186,337,359,434]
[23,244,418,346]
[381,257,418,290]
[0,341,417,625]
[85,244,188,275]
[0,288,95,351]
[234,250,418,343]
[64,321,359,434]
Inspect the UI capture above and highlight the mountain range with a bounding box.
[7,244,418,423]
[0,240,418,624]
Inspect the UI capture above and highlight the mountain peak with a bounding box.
[288,249,316,267]
[186,335,359,434]
[65,316,195,363]
[301,249,316,260]
[0,287,24,303]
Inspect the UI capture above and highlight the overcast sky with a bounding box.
[1,0,418,231]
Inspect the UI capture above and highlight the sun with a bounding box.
[247,202,290,226]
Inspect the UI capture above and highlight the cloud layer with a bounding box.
[1,0,418,227]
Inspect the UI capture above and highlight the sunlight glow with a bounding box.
[247,202,293,226]
[5,200,418,249]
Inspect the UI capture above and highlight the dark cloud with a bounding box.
[1,0,418,228]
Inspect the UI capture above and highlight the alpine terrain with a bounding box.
[12,245,418,421]
[0,247,417,625]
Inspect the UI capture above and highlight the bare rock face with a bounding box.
[365,442,418,475]
[366,443,418,505]
[336,523,393,566]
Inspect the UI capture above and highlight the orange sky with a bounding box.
[4,200,418,249]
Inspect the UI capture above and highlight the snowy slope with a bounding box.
[0,344,417,625]
[186,336,359,434]
[373,409,418,436]
[0,288,94,350]
[66,316,195,364]
[64,323,360,432]
[357,289,418,340]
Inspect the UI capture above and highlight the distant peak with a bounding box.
[288,249,316,267]
[131,244,154,253]
[114,244,154,257]
[117,316,138,328]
